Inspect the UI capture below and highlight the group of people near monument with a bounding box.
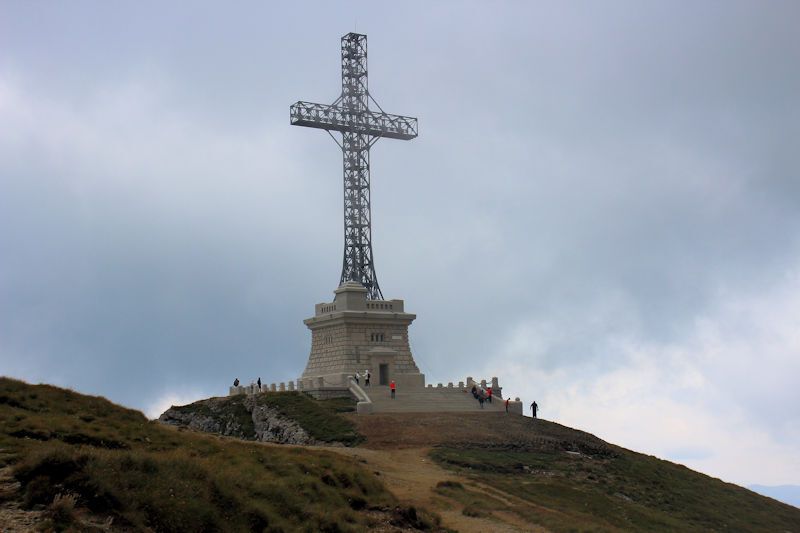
[232,377,263,390]
[470,384,494,408]
[353,371,395,399]
[235,374,538,418]
[470,384,540,418]
[353,370,371,387]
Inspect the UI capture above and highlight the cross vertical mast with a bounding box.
[290,33,418,300]
[340,34,378,298]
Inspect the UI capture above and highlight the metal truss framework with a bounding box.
[290,33,418,300]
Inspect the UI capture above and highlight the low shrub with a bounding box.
[390,505,441,531]
[462,506,488,518]
[44,492,79,530]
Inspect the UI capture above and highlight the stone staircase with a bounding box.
[364,385,507,413]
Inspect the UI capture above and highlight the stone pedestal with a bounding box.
[300,281,425,389]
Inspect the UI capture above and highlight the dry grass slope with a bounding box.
[0,378,441,532]
[350,412,800,532]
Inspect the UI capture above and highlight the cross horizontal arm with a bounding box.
[290,101,418,141]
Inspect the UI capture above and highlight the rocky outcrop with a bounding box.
[158,401,246,438]
[158,395,314,445]
[249,401,311,445]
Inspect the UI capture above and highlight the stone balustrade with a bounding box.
[229,379,305,396]
[229,374,508,403]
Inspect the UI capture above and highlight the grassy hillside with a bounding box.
[0,378,438,532]
[351,413,800,532]
[3,379,798,532]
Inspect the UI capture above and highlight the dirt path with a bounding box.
[322,446,549,533]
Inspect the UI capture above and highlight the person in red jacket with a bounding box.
[390,380,396,399]
[487,387,493,403]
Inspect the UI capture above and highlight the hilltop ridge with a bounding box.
[2,378,799,532]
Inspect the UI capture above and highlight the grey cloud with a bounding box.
[1,0,798,484]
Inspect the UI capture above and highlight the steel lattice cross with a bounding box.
[290,33,418,300]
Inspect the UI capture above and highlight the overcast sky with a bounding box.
[2,1,799,488]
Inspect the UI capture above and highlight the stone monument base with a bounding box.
[229,282,522,415]
[300,281,425,389]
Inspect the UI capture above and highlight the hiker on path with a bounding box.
[471,385,478,398]
[365,369,371,387]
[354,371,360,385]
[487,387,493,403]
[390,380,396,399]
[530,401,538,418]
[478,394,485,409]
[505,398,509,413]
[233,378,240,387]
[257,377,261,391]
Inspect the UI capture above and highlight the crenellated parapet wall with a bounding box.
[423,376,503,397]
[231,375,508,395]
[228,373,523,415]
[229,376,353,400]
